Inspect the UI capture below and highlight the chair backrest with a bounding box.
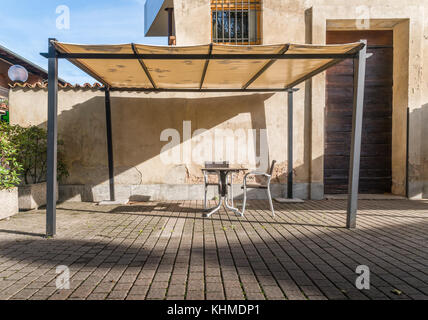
[268,160,277,176]
[205,161,229,169]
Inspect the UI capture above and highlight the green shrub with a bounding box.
[0,130,22,190]
[0,123,69,185]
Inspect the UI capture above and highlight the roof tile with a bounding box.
[9,82,103,90]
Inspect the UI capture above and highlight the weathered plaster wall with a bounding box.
[10,87,110,186]
[10,88,302,201]
[422,3,428,198]
[391,21,409,196]
[173,0,211,45]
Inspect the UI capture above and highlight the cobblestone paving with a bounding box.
[0,200,427,300]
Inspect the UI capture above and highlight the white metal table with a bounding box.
[201,167,247,218]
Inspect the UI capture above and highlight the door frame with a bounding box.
[305,6,423,199]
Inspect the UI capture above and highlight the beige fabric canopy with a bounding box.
[53,41,364,90]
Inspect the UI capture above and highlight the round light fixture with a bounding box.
[8,65,29,82]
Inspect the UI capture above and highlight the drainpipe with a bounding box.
[165,8,175,46]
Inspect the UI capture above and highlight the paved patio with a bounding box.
[0,199,427,300]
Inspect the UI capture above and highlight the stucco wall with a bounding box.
[173,0,211,45]
[422,3,428,198]
[10,87,305,201]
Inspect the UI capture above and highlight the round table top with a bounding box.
[202,167,247,172]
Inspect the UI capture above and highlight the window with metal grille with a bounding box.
[211,0,261,45]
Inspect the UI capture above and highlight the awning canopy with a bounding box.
[51,41,364,91]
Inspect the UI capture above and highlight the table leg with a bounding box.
[224,171,242,216]
[202,170,244,218]
[203,196,223,218]
[224,197,243,216]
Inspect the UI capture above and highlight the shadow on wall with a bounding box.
[38,91,292,202]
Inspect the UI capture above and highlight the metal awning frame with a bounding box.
[43,38,367,237]
[40,40,365,92]
[42,52,357,60]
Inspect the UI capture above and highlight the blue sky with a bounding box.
[0,0,166,84]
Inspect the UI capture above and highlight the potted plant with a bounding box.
[1,123,69,210]
[0,129,22,219]
[0,98,9,123]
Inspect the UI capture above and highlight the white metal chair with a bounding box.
[204,161,234,209]
[241,160,276,217]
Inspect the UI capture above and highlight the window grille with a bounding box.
[211,0,261,45]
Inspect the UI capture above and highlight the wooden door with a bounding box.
[324,31,393,194]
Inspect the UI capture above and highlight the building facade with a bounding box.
[144,0,428,199]
[9,0,428,202]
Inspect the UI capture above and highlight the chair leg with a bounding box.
[241,186,247,216]
[230,174,234,207]
[267,185,275,218]
[218,185,221,205]
[204,186,208,209]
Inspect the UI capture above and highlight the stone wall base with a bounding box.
[59,183,324,203]
[18,182,59,210]
[0,188,18,220]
